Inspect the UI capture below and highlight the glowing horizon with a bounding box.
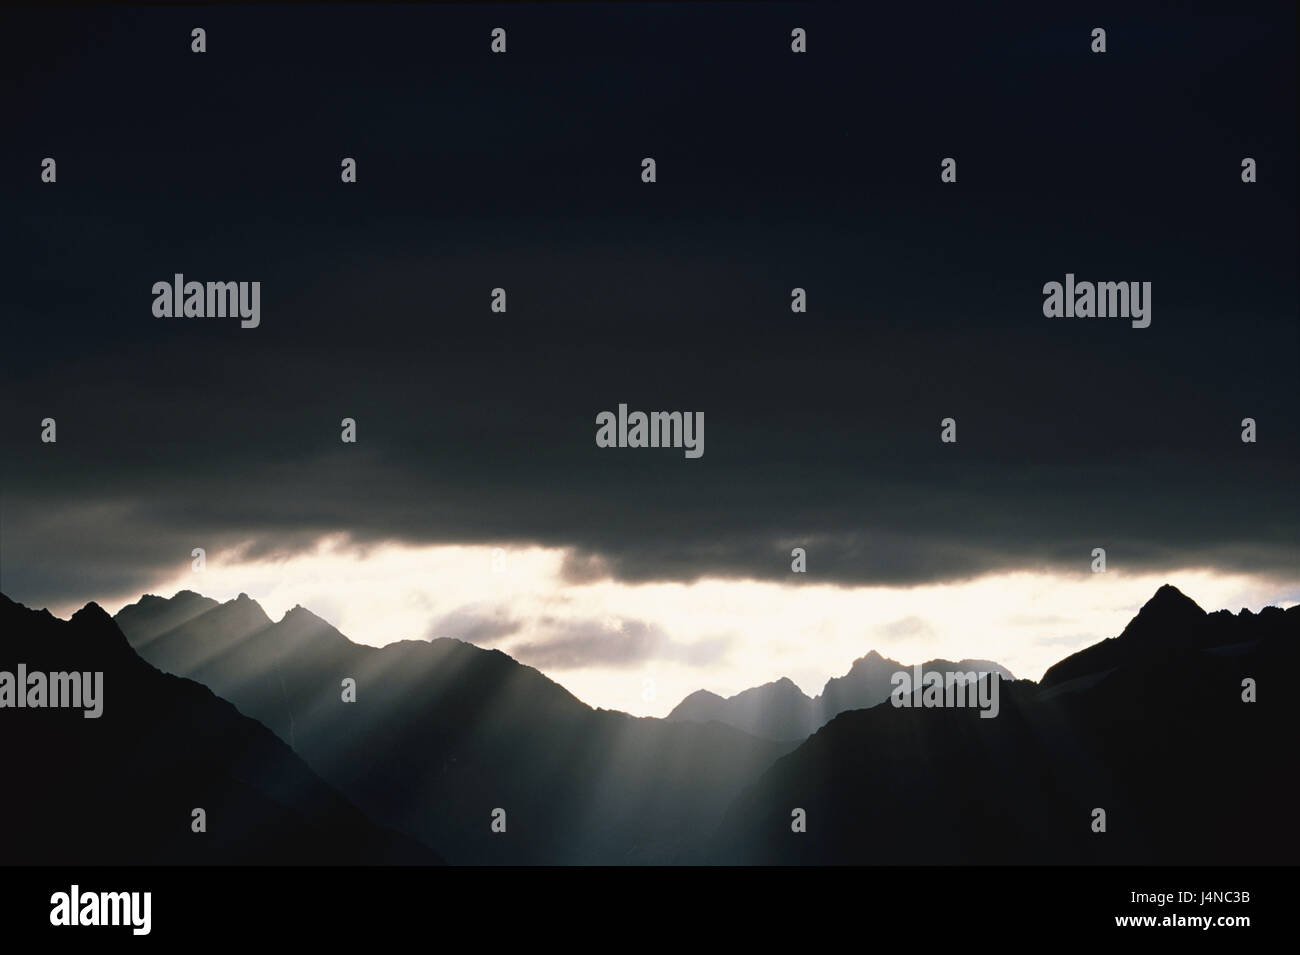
[37,535,1299,718]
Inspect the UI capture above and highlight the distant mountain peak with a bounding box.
[679,688,725,704]
[1124,584,1206,638]
[279,604,334,629]
[669,642,1015,742]
[846,649,895,670]
[72,601,112,624]
[220,592,270,619]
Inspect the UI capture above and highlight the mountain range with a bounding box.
[712,586,1299,863]
[113,590,793,864]
[0,594,437,865]
[2,583,1294,865]
[667,651,1014,740]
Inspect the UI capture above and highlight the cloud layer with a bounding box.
[1,4,1296,612]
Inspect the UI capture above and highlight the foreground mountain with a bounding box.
[114,592,793,864]
[0,594,439,865]
[668,651,1014,740]
[1040,583,1220,686]
[712,586,1299,864]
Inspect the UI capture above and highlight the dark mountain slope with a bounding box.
[115,595,793,864]
[0,594,439,865]
[1040,583,1208,687]
[713,588,1298,864]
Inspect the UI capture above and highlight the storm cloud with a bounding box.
[1,4,1296,610]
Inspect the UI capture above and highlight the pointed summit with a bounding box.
[223,592,271,620]
[845,649,894,671]
[1144,583,1204,614]
[71,600,112,625]
[49,601,137,664]
[1120,584,1206,641]
[1041,584,1211,687]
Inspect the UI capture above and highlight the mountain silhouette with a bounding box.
[1040,583,1210,687]
[670,677,817,742]
[0,593,439,865]
[113,593,794,864]
[667,650,1014,740]
[17,582,1291,865]
[711,586,1299,864]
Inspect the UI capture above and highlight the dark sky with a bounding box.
[2,2,1296,608]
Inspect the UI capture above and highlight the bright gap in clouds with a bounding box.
[74,535,1300,718]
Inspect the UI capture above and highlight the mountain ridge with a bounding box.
[0,592,441,865]
[711,585,1299,864]
[667,648,1016,741]
[17,580,1287,865]
[110,589,792,864]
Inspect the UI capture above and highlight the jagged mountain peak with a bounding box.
[71,600,112,624]
[1119,584,1207,641]
[1141,583,1204,615]
[220,592,272,620]
[843,649,898,672]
